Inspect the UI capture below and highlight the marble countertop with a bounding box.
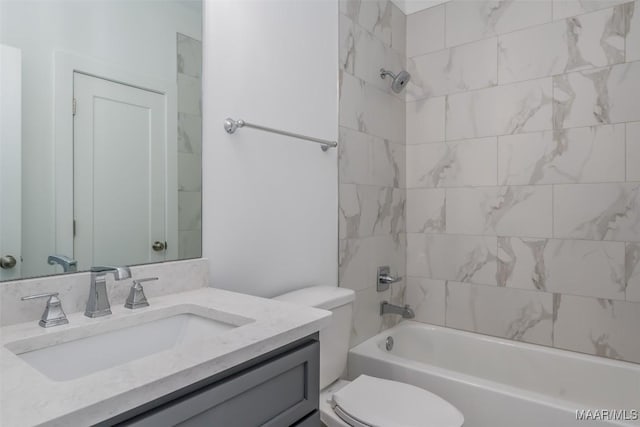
[0,287,331,426]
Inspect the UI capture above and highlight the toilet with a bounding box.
[274,286,464,427]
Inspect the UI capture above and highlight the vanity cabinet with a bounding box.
[103,335,320,427]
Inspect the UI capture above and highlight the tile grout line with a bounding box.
[408,271,631,303]
[444,279,448,327]
[406,119,640,146]
[403,181,640,190]
[404,230,637,245]
[551,185,555,239]
[440,0,631,51]
[409,32,498,62]
[417,277,635,308]
[443,2,447,52]
[625,123,628,182]
[407,58,640,107]
[624,122,628,303]
[551,67,556,241]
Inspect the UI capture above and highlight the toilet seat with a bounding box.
[331,375,464,427]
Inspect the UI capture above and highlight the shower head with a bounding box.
[380,68,411,93]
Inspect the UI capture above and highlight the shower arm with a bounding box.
[380,68,396,80]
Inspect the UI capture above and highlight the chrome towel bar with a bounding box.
[224,118,337,152]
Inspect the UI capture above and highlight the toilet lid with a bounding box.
[332,375,464,427]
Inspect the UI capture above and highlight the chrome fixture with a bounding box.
[21,292,69,327]
[47,254,78,272]
[125,277,158,309]
[85,265,131,318]
[380,301,415,319]
[380,68,411,93]
[377,266,403,292]
[0,255,17,269]
[152,241,166,252]
[224,118,338,151]
[385,336,394,351]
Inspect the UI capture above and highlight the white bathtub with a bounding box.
[348,322,640,427]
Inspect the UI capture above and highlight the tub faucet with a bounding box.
[85,265,131,318]
[377,266,402,292]
[380,301,415,319]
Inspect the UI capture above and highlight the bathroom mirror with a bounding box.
[0,0,203,281]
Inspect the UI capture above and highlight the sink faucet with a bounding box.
[380,301,415,319]
[47,255,78,272]
[85,266,131,318]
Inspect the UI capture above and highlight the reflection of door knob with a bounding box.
[152,241,166,252]
[0,255,17,269]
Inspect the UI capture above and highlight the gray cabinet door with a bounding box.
[123,340,319,427]
[292,411,320,427]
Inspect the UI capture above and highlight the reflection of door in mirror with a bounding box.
[0,44,22,280]
[1,0,201,281]
[73,72,169,270]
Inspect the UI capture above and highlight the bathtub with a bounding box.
[348,322,640,427]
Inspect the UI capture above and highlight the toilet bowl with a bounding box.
[274,286,464,427]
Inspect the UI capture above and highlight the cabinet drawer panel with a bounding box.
[292,410,320,427]
[123,340,319,427]
[179,364,305,426]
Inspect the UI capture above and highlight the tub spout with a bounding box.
[404,305,415,319]
[380,301,415,319]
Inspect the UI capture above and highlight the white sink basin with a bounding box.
[7,309,250,381]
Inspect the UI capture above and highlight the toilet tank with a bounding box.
[274,286,354,389]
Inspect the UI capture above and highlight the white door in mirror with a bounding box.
[0,45,22,280]
[73,72,168,269]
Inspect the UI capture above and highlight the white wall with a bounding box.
[203,0,339,297]
[0,0,201,277]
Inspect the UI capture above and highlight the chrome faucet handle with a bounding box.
[379,274,403,284]
[47,255,78,272]
[124,277,158,310]
[21,293,69,328]
[377,266,403,292]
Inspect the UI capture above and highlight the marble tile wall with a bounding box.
[404,0,640,364]
[338,0,407,347]
[177,33,203,259]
